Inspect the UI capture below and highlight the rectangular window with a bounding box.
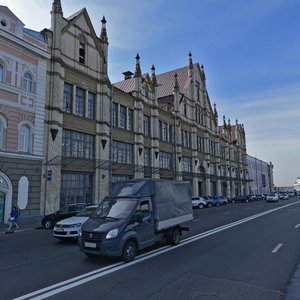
[162,122,168,141]
[112,140,133,164]
[60,173,93,207]
[75,87,85,117]
[87,92,95,119]
[79,43,85,64]
[159,151,173,170]
[159,121,162,139]
[144,115,150,136]
[144,147,151,166]
[63,82,73,113]
[128,108,134,131]
[120,105,127,129]
[62,129,95,159]
[183,156,192,172]
[112,102,118,127]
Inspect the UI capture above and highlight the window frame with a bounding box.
[23,72,33,92]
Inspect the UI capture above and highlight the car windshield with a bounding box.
[93,199,137,220]
[76,207,97,217]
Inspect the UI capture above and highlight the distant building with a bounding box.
[0,6,49,222]
[294,178,300,192]
[247,155,274,194]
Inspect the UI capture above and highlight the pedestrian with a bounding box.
[7,205,20,230]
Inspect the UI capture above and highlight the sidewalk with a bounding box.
[0,215,43,234]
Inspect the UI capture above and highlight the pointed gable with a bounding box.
[61,8,106,64]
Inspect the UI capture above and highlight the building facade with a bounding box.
[41,0,111,215]
[0,6,49,222]
[247,154,274,194]
[113,53,249,199]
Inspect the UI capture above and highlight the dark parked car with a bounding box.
[230,195,251,203]
[42,203,89,229]
[212,196,228,206]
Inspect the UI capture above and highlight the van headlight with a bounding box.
[106,228,119,239]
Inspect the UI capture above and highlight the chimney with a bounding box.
[122,71,134,80]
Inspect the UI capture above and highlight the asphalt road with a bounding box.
[1,198,300,300]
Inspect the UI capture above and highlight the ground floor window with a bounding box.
[60,173,93,207]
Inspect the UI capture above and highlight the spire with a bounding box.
[52,0,62,14]
[223,115,226,126]
[213,103,218,118]
[228,118,231,127]
[200,64,206,81]
[100,16,108,43]
[174,72,179,92]
[151,64,157,86]
[188,51,193,77]
[134,53,142,77]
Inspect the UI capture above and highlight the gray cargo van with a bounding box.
[78,179,193,262]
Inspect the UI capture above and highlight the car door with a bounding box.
[134,199,155,249]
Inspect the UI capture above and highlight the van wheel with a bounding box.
[198,204,204,209]
[169,227,181,246]
[44,220,53,229]
[122,240,137,262]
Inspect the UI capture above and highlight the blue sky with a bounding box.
[3,0,300,187]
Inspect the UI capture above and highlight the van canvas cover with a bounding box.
[110,179,193,231]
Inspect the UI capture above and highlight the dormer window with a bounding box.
[79,42,85,64]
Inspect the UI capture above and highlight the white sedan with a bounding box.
[53,205,98,240]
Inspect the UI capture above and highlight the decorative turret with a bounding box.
[52,0,62,14]
[213,103,218,118]
[223,115,226,126]
[173,72,179,92]
[134,53,142,77]
[151,64,157,87]
[100,16,108,43]
[188,52,193,77]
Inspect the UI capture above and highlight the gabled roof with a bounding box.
[61,8,106,64]
[113,74,147,93]
[113,64,198,98]
[156,64,195,98]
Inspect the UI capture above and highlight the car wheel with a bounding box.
[231,200,235,204]
[122,240,137,262]
[169,227,181,246]
[216,202,220,206]
[208,203,213,208]
[198,204,204,209]
[44,220,53,229]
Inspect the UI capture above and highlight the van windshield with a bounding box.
[93,199,137,219]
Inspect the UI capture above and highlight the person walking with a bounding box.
[7,205,20,230]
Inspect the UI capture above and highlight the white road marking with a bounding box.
[224,212,230,215]
[295,224,300,229]
[272,243,283,254]
[14,200,300,300]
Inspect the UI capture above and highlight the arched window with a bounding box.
[0,62,4,83]
[23,72,33,92]
[0,119,4,149]
[18,124,32,152]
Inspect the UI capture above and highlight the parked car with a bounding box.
[212,196,228,206]
[53,205,98,240]
[202,196,214,207]
[192,197,207,209]
[254,194,266,201]
[230,195,251,203]
[279,193,289,200]
[41,203,89,229]
[266,193,279,202]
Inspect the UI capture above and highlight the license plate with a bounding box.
[56,228,64,232]
[84,242,96,248]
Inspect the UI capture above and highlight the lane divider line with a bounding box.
[14,200,300,300]
[295,224,300,229]
[272,243,283,254]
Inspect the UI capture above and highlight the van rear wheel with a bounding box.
[169,227,181,246]
[122,240,137,262]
